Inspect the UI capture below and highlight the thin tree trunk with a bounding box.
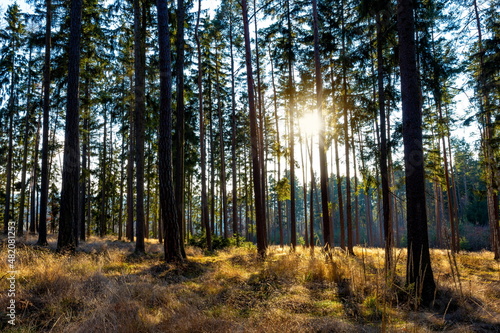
[270,47,283,247]
[4,107,14,234]
[341,0,354,256]
[300,134,309,247]
[126,75,135,242]
[118,130,125,240]
[174,0,187,258]
[377,11,393,269]
[133,0,145,253]
[242,0,267,257]
[99,107,108,237]
[80,79,89,242]
[286,0,296,250]
[229,4,238,242]
[215,45,228,239]
[18,42,34,236]
[30,114,41,234]
[195,0,211,250]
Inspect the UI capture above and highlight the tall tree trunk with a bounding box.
[286,0,297,250]
[126,75,135,242]
[146,146,151,239]
[229,4,238,242]
[18,42,34,236]
[397,0,436,304]
[195,0,211,250]
[312,0,331,249]
[308,137,315,250]
[270,47,284,247]
[341,0,354,256]
[118,130,125,240]
[174,0,187,258]
[4,105,14,234]
[157,0,183,262]
[434,181,442,247]
[334,133,345,250]
[57,0,82,252]
[300,133,309,247]
[253,0,267,245]
[473,0,499,260]
[209,88,215,235]
[29,114,41,234]
[330,62,345,249]
[99,107,108,237]
[376,12,392,269]
[79,79,89,242]
[242,0,267,257]
[215,46,228,239]
[133,0,145,253]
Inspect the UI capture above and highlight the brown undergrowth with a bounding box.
[0,235,499,332]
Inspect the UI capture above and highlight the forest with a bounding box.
[0,0,499,331]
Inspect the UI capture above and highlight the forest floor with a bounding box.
[0,235,499,332]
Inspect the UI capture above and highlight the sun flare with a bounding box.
[299,112,322,136]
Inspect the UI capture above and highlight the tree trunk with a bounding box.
[133,0,145,253]
[4,106,14,235]
[285,0,297,250]
[80,79,89,242]
[157,0,183,262]
[174,0,187,258]
[118,130,125,240]
[126,75,135,242]
[376,12,393,269]
[341,0,354,256]
[18,42,34,236]
[30,114,41,234]
[229,6,238,242]
[397,0,436,304]
[473,0,499,260]
[312,0,331,249]
[57,0,82,252]
[195,0,212,251]
[270,47,284,248]
[99,107,108,237]
[242,0,267,257]
[215,45,228,239]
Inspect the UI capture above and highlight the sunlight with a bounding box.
[299,112,322,136]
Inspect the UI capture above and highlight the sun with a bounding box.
[299,112,322,136]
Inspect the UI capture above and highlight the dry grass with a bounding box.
[0,235,499,332]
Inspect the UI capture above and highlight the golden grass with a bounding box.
[0,235,499,332]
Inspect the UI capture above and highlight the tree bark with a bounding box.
[157,0,183,262]
[58,0,83,252]
[312,0,331,249]
[397,0,436,304]
[195,0,212,251]
[133,0,145,253]
[174,0,187,258]
[229,4,238,241]
[18,41,34,236]
[242,0,267,257]
[376,12,392,269]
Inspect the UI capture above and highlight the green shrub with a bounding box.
[188,234,254,251]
